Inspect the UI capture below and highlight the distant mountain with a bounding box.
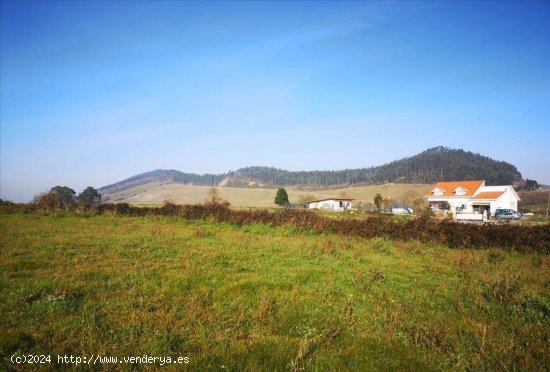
[100,169,224,194]
[100,147,523,194]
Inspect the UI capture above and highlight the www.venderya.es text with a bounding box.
[11,354,190,366]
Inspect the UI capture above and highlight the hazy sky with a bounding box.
[1,1,549,202]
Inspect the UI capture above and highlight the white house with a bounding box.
[426,180,520,216]
[307,198,353,212]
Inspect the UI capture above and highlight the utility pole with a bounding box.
[546,190,549,220]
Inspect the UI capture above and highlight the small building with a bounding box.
[425,180,520,216]
[306,198,354,212]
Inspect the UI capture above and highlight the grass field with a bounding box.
[1,212,549,370]
[103,182,432,208]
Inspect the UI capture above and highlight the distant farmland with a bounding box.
[103,182,433,208]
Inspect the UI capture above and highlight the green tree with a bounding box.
[274,188,289,205]
[374,193,383,211]
[525,179,539,191]
[50,186,76,204]
[78,186,102,206]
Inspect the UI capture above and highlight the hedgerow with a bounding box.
[4,202,549,253]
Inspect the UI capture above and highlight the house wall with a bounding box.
[472,186,519,215]
[490,188,519,214]
[308,200,352,211]
[341,201,352,211]
[321,200,338,211]
[428,197,473,212]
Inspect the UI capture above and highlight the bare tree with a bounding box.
[374,194,383,211]
[207,187,222,204]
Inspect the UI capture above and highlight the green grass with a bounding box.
[1,212,549,370]
[522,203,548,210]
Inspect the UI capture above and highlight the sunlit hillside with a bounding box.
[103,182,432,207]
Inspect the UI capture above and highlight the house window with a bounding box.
[454,187,467,196]
[433,188,443,196]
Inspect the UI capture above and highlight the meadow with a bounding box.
[1,211,549,371]
[102,182,432,208]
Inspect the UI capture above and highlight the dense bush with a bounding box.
[32,192,65,210]
[2,202,549,252]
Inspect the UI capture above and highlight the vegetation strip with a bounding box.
[4,203,549,253]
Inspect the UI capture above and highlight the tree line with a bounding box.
[33,186,102,209]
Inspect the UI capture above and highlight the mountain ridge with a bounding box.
[100,147,523,195]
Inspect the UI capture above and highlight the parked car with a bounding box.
[495,208,522,220]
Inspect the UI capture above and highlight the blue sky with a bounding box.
[1,1,549,202]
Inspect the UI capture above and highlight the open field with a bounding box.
[1,212,549,370]
[103,182,433,207]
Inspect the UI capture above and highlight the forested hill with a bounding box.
[233,147,522,186]
[100,147,523,194]
[372,146,522,185]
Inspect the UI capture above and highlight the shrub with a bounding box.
[275,188,289,205]
[33,192,65,210]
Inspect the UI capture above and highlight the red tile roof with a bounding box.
[426,180,484,197]
[473,191,504,200]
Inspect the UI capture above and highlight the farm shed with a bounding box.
[306,198,354,212]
